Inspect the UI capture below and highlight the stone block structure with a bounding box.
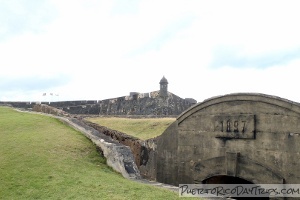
[0,77,196,116]
[52,76,196,116]
[140,93,300,199]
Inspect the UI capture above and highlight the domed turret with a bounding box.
[159,76,168,84]
[159,76,168,97]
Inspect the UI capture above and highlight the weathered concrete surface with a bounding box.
[64,118,141,179]
[82,121,159,180]
[83,121,144,167]
[141,93,300,198]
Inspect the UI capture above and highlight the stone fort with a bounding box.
[0,76,196,116]
[3,78,300,199]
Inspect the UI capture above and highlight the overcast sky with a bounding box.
[1,0,300,103]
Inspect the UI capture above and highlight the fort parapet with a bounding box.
[0,77,196,116]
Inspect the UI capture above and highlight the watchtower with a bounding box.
[159,76,168,98]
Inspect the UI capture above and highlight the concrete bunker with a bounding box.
[202,175,271,200]
[141,93,300,192]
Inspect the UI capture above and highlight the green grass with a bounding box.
[86,117,176,140]
[0,107,180,200]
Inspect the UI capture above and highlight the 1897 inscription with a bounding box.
[220,120,246,133]
[214,114,256,139]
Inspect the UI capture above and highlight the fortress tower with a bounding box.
[159,76,168,98]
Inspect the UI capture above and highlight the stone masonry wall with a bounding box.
[32,104,70,117]
[95,93,193,116]
[83,120,158,180]
[83,121,143,167]
[0,91,196,117]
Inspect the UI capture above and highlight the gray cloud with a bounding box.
[210,46,300,69]
[0,0,57,40]
[0,74,71,92]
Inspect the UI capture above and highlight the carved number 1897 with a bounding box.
[221,120,246,133]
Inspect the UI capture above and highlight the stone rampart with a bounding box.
[98,92,191,115]
[82,120,158,180]
[0,101,37,109]
[30,104,141,180]
[83,121,143,166]
[0,76,196,116]
[0,93,195,117]
[32,104,70,117]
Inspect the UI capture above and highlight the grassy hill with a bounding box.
[0,107,180,200]
[86,117,176,140]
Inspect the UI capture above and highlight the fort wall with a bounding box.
[0,77,196,116]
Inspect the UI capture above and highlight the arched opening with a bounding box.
[202,175,269,200]
[203,175,253,184]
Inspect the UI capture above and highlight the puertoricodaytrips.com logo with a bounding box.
[179,184,300,198]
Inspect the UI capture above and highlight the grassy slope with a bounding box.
[86,117,176,140]
[0,107,180,200]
